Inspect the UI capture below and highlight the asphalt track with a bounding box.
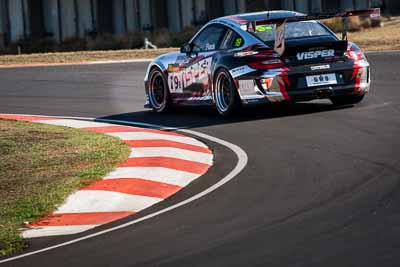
[1,52,400,267]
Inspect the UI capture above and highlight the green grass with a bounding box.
[0,119,130,256]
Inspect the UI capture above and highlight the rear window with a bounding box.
[251,21,332,44]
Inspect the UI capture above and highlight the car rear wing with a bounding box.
[246,8,381,55]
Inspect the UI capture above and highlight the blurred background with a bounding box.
[0,0,397,54]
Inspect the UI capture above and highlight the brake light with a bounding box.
[346,42,365,61]
[249,59,284,69]
[234,51,259,57]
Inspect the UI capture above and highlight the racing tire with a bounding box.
[330,94,365,106]
[214,69,241,116]
[148,68,171,113]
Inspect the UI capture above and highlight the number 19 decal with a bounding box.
[168,73,183,93]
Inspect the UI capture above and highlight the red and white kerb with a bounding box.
[0,114,213,238]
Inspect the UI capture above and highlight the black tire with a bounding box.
[148,68,171,113]
[214,69,241,116]
[330,94,365,106]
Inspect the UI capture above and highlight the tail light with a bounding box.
[346,42,365,61]
[249,59,284,69]
[235,48,284,69]
[234,51,259,57]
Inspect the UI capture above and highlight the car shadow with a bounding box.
[98,101,353,130]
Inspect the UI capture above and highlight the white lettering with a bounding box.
[296,49,335,61]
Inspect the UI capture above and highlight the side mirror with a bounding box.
[181,43,200,57]
[180,43,192,54]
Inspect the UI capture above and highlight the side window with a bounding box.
[192,25,227,52]
[220,29,244,50]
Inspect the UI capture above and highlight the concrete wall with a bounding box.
[139,0,151,30]
[0,0,5,34]
[385,0,400,15]
[77,0,94,37]
[0,0,378,46]
[60,0,76,40]
[194,0,207,24]
[0,0,6,48]
[113,0,126,34]
[355,0,369,9]
[295,0,310,13]
[310,0,322,13]
[181,0,193,28]
[167,0,248,33]
[43,0,95,40]
[8,0,26,41]
[42,0,59,40]
[125,0,137,32]
[223,0,238,15]
[167,0,181,32]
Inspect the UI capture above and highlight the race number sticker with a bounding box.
[168,72,184,93]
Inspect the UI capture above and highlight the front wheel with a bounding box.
[148,68,171,113]
[330,94,365,106]
[214,69,241,116]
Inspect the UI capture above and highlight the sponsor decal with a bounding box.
[167,64,183,73]
[229,65,256,78]
[297,49,335,61]
[168,57,212,93]
[256,25,273,32]
[205,43,215,51]
[187,96,213,101]
[310,64,330,71]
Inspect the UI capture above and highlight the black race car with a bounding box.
[144,9,379,116]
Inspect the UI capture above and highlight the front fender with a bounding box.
[144,51,183,94]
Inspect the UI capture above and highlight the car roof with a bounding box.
[214,10,306,26]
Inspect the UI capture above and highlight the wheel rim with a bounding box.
[215,72,232,113]
[149,72,165,110]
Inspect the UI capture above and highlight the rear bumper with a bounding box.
[235,59,370,105]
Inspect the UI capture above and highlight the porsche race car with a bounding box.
[144,9,379,116]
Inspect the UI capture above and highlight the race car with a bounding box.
[144,9,379,116]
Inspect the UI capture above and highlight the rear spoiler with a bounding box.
[246,8,381,55]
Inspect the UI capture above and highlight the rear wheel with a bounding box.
[330,94,365,106]
[148,68,171,113]
[214,69,241,116]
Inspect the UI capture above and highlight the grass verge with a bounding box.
[0,119,130,256]
[347,17,400,51]
[0,48,177,66]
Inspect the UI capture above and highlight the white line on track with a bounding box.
[0,115,248,264]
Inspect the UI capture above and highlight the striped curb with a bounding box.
[0,114,213,238]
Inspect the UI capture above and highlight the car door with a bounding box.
[178,24,227,98]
